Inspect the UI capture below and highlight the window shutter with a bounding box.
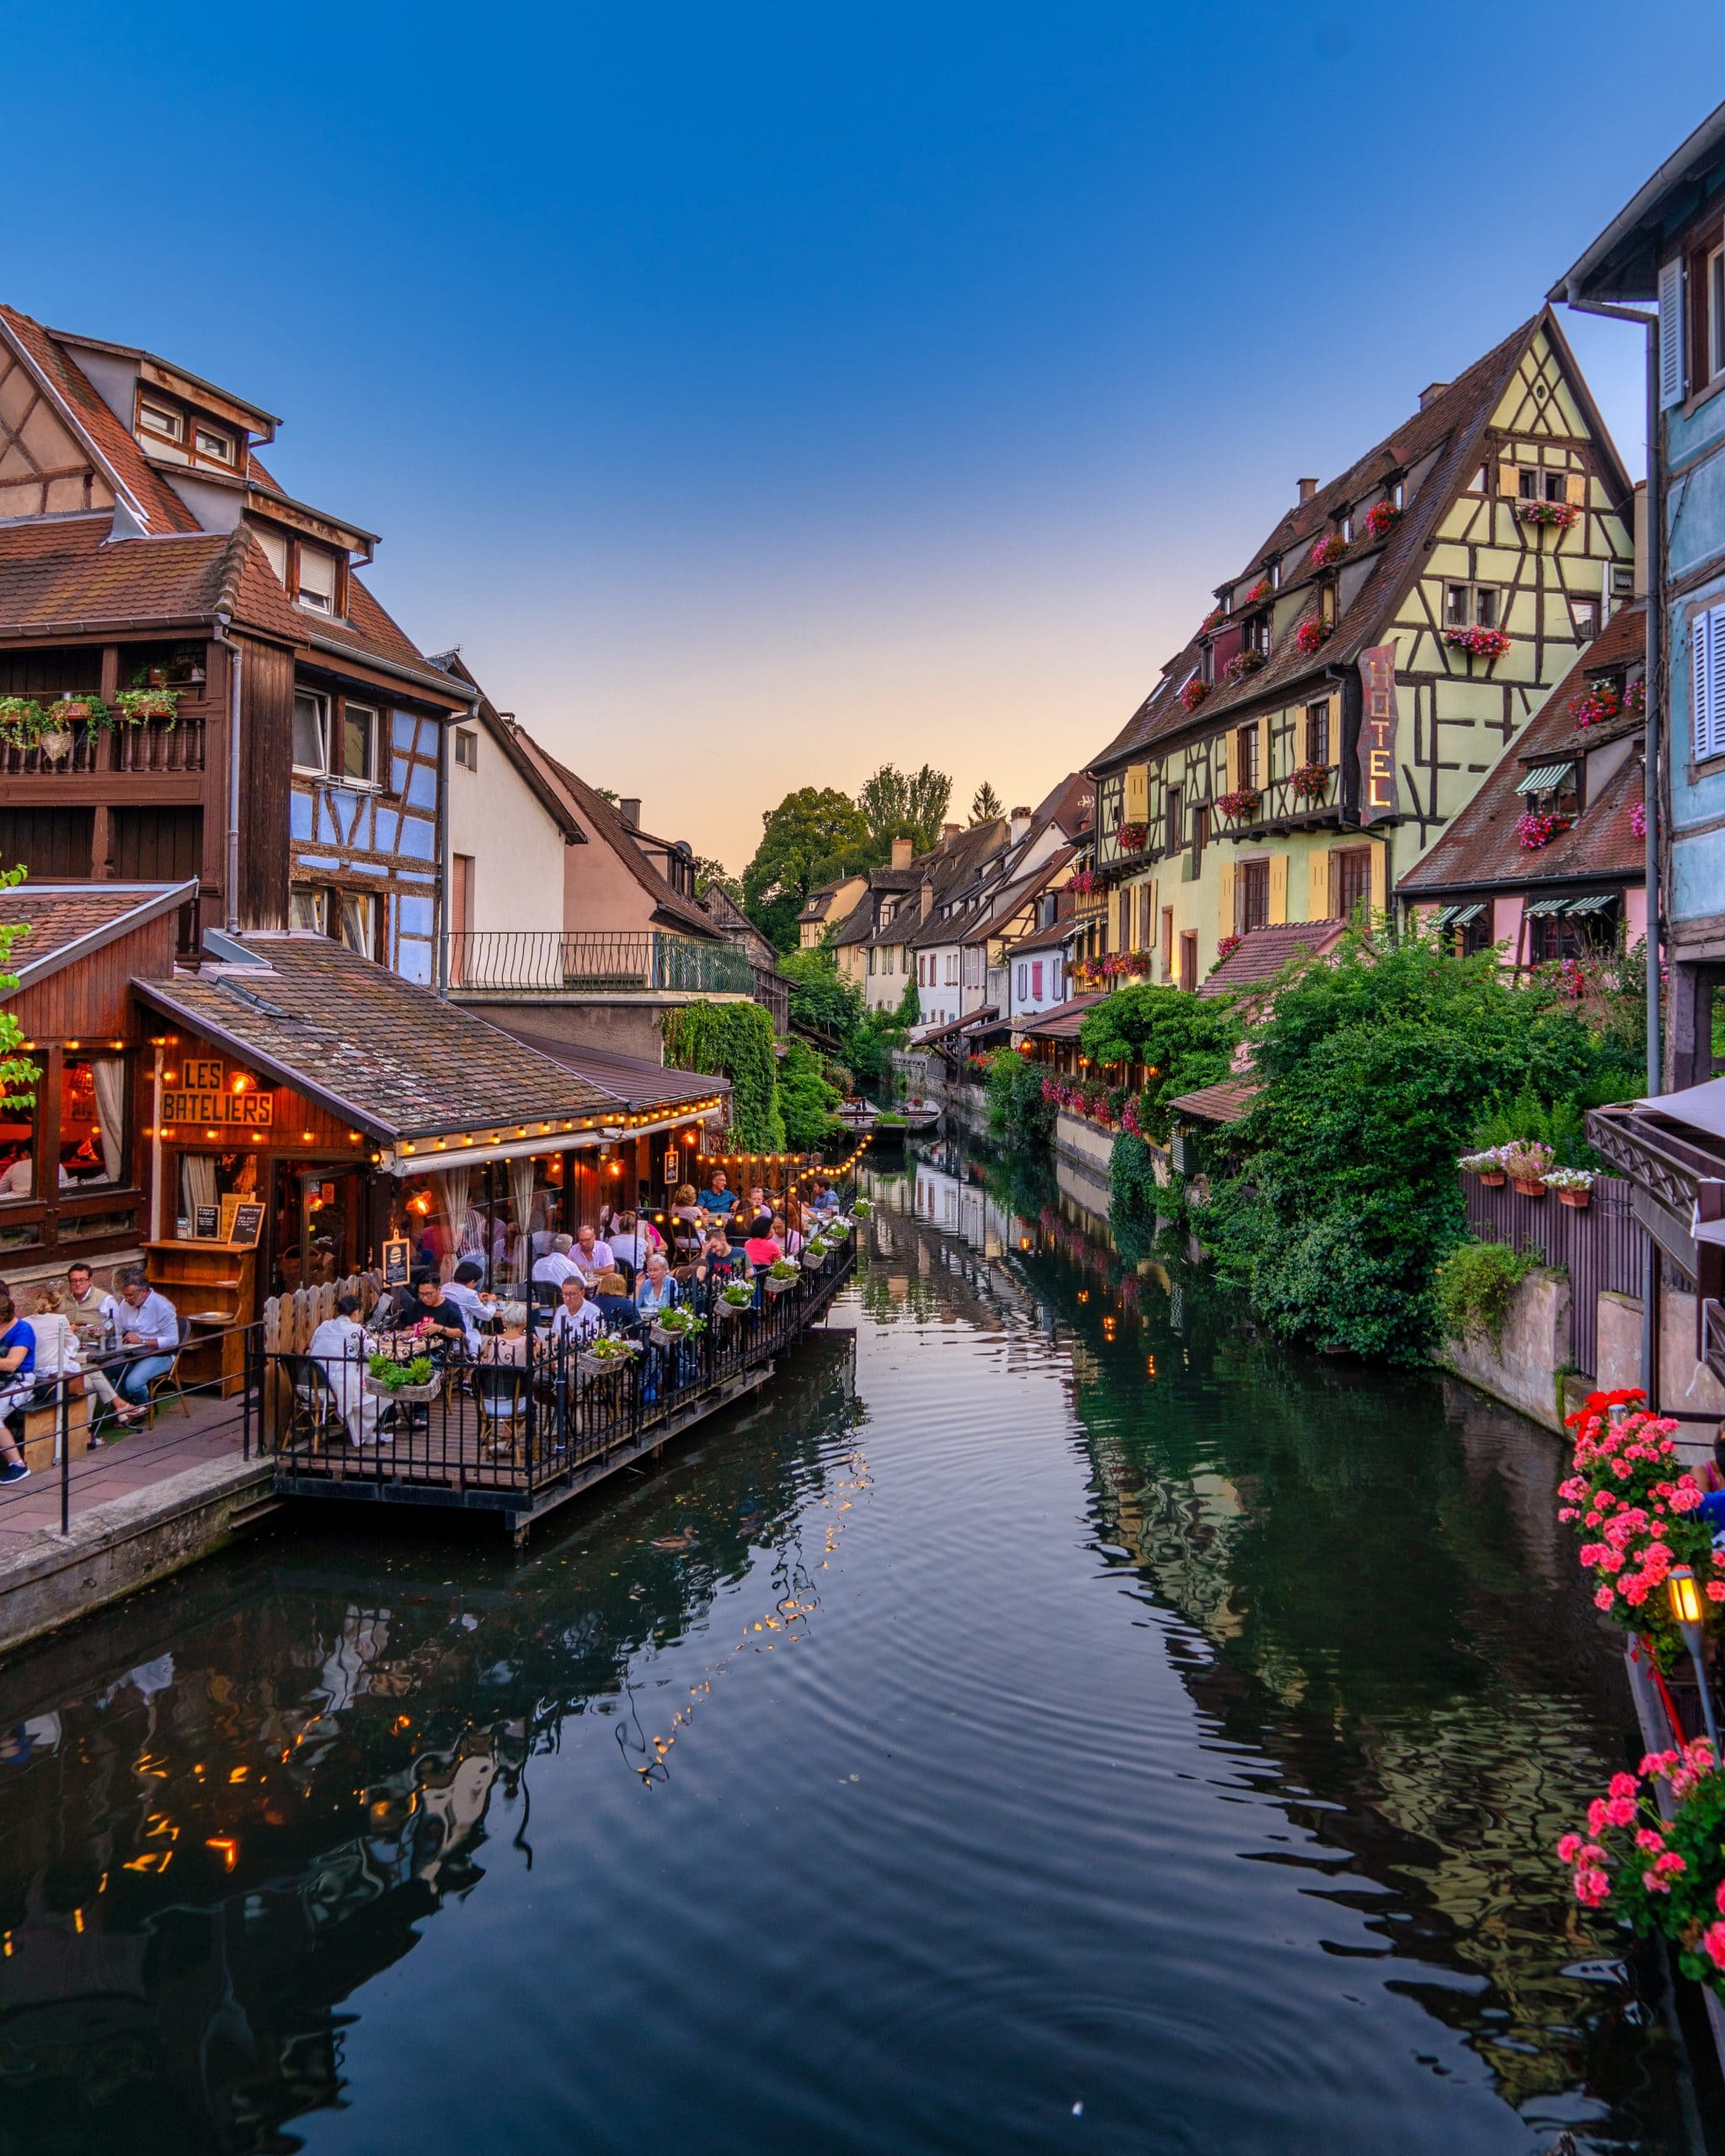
[1497,459,1519,500]
[1225,730,1240,792]
[1124,762,1149,822]
[1696,603,1725,761]
[1564,472,1587,509]
[1268,852,1288,926]
[1370,843,1387,915]
[1659,257,1686,409]
[1216,857,1236,939]
[1309,849,1332,920]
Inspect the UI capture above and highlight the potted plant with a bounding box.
[1458,1147,1509,1187]
[802,1236,831,1270]
[1514,808,1573,851]
[851,1197,873,1219]
[1180,677,1210,713]
[650,1306,707,1347]
[1365,499,1400,542]
[1516,499,1579,530]
[1295,620,1330,655]
[1246,579,1274,607]
[363,1351,441,1403]
[764,1257,801,1295]
[1199,606,1224,635]
[1309,532,1348,569]
[1544,1165,1594,1209]
[114,685,179,726]
[1215,786,1261,822]
[579,1332,642,1374]
[1441,626,1513,667]
[1225,649,1266,683]
[716,1278,757,1316]
[1116,821,1148,853]
[0,696,43,751]
[1289,761,1330,803]
[1500,1139,1555,1197]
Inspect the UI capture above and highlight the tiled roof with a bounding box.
[1168,1078,1258,1126]
[1198,920,1347,997]
[1400,603,1645,896]
[959,847,1076,945]
[1012,991,1103,1041]
[133,937,617,1142]
[477,1023,729,1112]
[1089,313,1618,776]
[0,516,234,637]
[0,881,194,991]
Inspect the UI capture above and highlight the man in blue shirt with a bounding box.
[697,1169,738,1219]
[109,1267,180,1425]
[0,1289,36,1481]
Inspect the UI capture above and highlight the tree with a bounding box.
[777,1038,841,1149]
[857,764,952,860]
[778,946,904,1096]
[690,854,744,911]
[741,788,872,953]
[970,782,1002,825]
[1077,985,1237,1142]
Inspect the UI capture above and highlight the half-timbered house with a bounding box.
[1083,312,1636,983]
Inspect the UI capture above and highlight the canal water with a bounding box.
[0,1145,1715,2154]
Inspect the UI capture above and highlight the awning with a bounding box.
[1566,893,1616,916]
[1450,903,1485,925]
[1516,761,1574,794]
[1429,905,1457,928]
[1523,896,1570,916]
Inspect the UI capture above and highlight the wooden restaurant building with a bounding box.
[1,891,729,1348]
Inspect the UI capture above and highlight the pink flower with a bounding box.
[1609,1772,1638,1801]
[1605,1796,1637,1828]
[1636,1828,1666,1852]
[1706,1924,1725,1972]
[1557,1833,1583,1863]
[1655,1850,1686,1874]
[1594,1586,1616,1610]
[1574,1867,1612,1908]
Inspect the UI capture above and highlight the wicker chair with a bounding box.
[473,1365,531,1458]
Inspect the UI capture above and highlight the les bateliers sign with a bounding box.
[163,1056,275,1129]
[1356,644,1401,826]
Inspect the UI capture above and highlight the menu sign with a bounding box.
[194,1203,221,1239]
[163,1056,275,1129]
[228,1203,264,1247]
[1356,645,1401,826]
[382,1237,411,1286]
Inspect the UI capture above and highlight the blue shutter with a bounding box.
[1695,602,1725,761]
[1660,258,1686,410]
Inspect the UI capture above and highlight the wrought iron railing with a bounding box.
[448,930,756,996]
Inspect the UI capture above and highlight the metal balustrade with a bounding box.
[448,929,756,996]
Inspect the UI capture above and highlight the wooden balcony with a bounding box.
[0,712,208,782]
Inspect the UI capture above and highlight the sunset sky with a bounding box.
[9,2,1719,870]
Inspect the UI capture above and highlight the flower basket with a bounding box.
[364,1370,441,1403]
[716,1285,755,1316]
[1478,1170,1507,1187]
[1289,761,1330,803]
[1224,650,1265,683]
[764,1270,798,1295]
[1215,787,1261,823]
[1116,821,1147,853]
[0,696,43,750]
[851,1198,873,1219]
[114,686,179,726]
[1441,626,1512,666]
[801,1243,830,1270]
[650,1312,706,1347]
[1294,621,1329,655]
[36,726,74,764]
[1501,1142,1556,1195]
[1214,932,1242,964]
[1514,808,1572,851]
[1546,1166,1594,1209]
[1309,533,1347,570]
[579,1339,641,1374]
[1509,1176,1546,1198]
[1198,606,1224,636]
[1364,500,1400,542]
[1516,499,1579,530]
[1557,1185,1590,1209]
[364,1351,440,1402]
[1180,678,1209,713]
[1245,579,1274,607]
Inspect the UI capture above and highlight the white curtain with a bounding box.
[179,1154,217,1216]
[509,1159,537,1284]
[435,1166,473,1280]
[89,1059,125,1184]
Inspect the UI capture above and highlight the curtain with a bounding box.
[290,887,326,932]
[89,1059,125,1184]
[179,1154,217,1219]
[435,1166,473,1279]
[508,1159,537,1285]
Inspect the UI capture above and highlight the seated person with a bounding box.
[531,1235,579,1289]
[0,1291,35,1481]
[633,1252,681,1326]
[56,1261,116,1343]
[807,1179,840,1216]
[606,1210,654,1276]
[375,1271,472,1355]
[739,1184,773,1239]
[697,1169,738,1219]
[572,1225,615,1282]
[551,1275,603,1349]
[441,1259,488,1322]
[106,1268,181,1424]
[744,1216,785,1269]
[307,1294,379,1444]
[590,1269,638,1325]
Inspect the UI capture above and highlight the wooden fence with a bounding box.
[262,1270,389,1356]
[1461,1171,1645,1378]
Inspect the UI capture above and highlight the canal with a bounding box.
[0,1145,1716,2153]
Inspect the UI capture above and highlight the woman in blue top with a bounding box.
[633,1253,681,1325]
[0,1290,36,1482]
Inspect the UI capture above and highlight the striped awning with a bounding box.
[1429,905,1458,928]
[1450,903,1485,925]
[1566,894,1617,915]
[1524,896,1570,916]
[1516,761,1574,794]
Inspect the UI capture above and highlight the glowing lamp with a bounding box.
[1670,1566,1706,1630]
[1668,1565,1722,1751]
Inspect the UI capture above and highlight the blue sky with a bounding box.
[9,3,1721,866]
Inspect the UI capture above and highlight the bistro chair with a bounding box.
[472,1364,531,1460]
[280,1355,349,1449]
[139,1348,192,1427]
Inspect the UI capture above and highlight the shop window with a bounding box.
[60,1055,127,1187]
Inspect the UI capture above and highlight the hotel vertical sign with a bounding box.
[1357,645,1400,825]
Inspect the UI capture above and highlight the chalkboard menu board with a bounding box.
[194,1204,220,1239]
[382,1237,411,1287]
[227,1203,264,1247]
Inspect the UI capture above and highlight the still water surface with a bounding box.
[0,1150,1714,2153]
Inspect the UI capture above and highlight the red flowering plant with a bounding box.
[1215,787,1261,822]
[1181,679,1210,713]
[1246,579,1273,607]
[1571,680,1623,730]
[1515,808,1572,851]
[1364,499,1400,542]
[1225,650,1266,683]
[1309,533,1348,570]
[1067,868,1100,895]
[1295,620,1330,655]
[1215,931,1242,963]
[1558,1740,1725,2002]
[1289,761,1331,803]
[1115,821,1148,853]
[1442,626,1513,661]
[1631,801,1648,841]
[1557,1388,1725,1668]
[1199,606,1225,636]
[1517,499,1580,530]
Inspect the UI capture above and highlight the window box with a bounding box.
[1364,500,1400,542]
[1224,649,1266,684]
[1514,808,1573,851]
[1516,499,1580,530]
[1289,761,1332,803]
[114,687,179,725]
[1295,620,1330,655]
[1216,787,1262,823]
[1180,679,1209,713]
[1309,532,1348,570]
[1441,626,1512,667]
[1116,822,1148,853]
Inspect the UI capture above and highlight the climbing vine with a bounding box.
[662,1002,787,1151]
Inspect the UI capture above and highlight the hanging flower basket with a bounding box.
[1442,626,1512,667]
[649,1309,706,1347]
[1180,678,1210,713]
[1067,867,1099,895]
[1115,821,1147,853]
[716,1282,756,1315]
[1364,500,1401,542]
[114,686,179,726]
[801,1241,830,1270]
[51,694,108,734]
[1501,1141,1555,1198]
[579,1337,642,1374]
[1459,1148,1509,1186]
[1545,1167,1594,1209]
[1514,808,1572,851]
[1215,787,1262,822]
[764,1261,800,1295]
[1295,620,1330,655]
[1516,499,1579,530]
[1309,533,1348,570]
[0,696,43,750]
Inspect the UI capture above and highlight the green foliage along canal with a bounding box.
[0,1145,1715,2153]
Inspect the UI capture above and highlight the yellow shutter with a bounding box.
[1124,762,1149,822]
[1216,857,1236,940]
[1497,459,1519,500]
[1370,841,1387,915]
[1225,729,1240,792]
[1309,848,1332,920]
[1564,471,1587,508]
[1257,718,1269,788]
[1268,852,1288,926]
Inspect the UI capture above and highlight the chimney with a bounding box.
[890,835,914,870]
[919,879,933,922]
[942,821,961,841]
[1296,478,1318,504]
[617,798,641,830]
[1009,805,1033,845]
[1418,382,1450,412]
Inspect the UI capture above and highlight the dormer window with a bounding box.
[294,545,339,616]
[194,424,235,465]
[1341,510,1354,544]
[139,400,184,443]
[1268,559,1281,591]
[1392,478,1405,510]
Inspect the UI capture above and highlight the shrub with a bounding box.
[1076,984,1236,1143]
[1433,1241,1541,1352]
[985,1050,1055,1145]
[663,1002,786,1150]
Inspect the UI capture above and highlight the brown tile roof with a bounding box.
[1089,312,1626,776]
[1013,991,1103,1041]
[0,881,194,992]
[1168,1078,1258,1126]
[476,1023,729,1113]
[0,516,233,637]
[1399,603,1646,895]
[1198,920,1348,997]
[133,936,617,1142]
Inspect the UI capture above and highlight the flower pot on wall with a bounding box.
[1510,1176,1547,1198]
[1558,1187,1591,1209]
[1478,1170,1507,1187]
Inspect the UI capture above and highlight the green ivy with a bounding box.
[1433,1241,1543,1353]
[663,1002,786,1151]
[777,1038,841,1149]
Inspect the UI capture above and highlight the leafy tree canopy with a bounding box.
[741,787,872,952]
[857,764,952,857]
[1078,985,1238,1142]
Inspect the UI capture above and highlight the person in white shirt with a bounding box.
[571,1225,614,1282]
[531,1235,579,1289]
[441,1260,488,1322]
[550,1276,602,1349]
[109,1268,180,1423]
[307,1294,380,1444]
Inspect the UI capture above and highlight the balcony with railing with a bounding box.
[1214,764,1341,838]
[0,713,208,779]
[448,929,756,998]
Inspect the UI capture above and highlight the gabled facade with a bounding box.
[1083,312,1635,985]
[0,305,473,980]
[797,873,868,948]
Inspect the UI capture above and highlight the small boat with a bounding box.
[898,1097,943,1131]
[835,1097,879,1134]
